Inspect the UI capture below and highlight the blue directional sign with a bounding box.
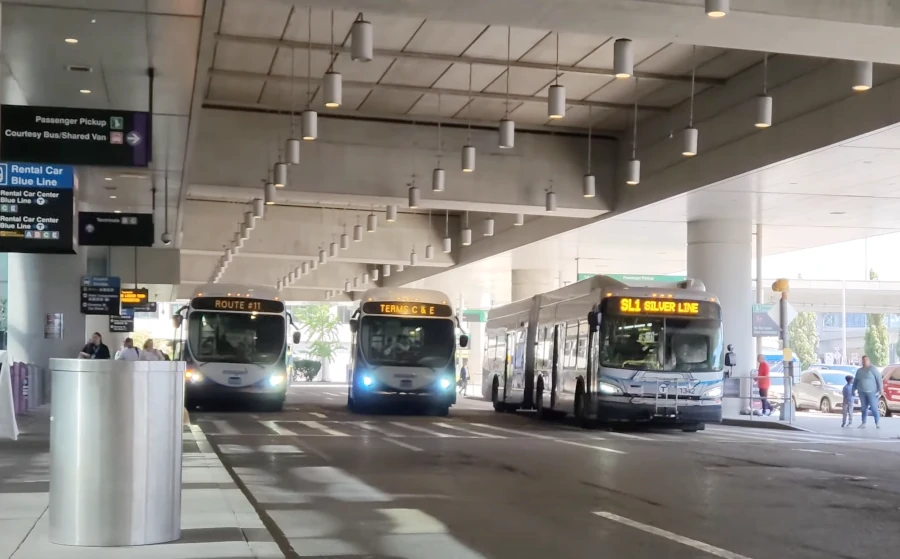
[80,276,121,315]
[0,161,76,253]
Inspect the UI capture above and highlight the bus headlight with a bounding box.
[439,378,452,390]
[362,375,373,387]
[703,386,723,399]
[185,371,203,383]
[599,382,623,395]
[268,374,285,387]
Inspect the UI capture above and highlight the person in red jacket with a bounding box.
[757,354,772,416]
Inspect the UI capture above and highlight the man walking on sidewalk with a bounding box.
[756,354,772,416]
[853,355,883,429]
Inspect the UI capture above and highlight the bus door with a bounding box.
[550,324,560,409]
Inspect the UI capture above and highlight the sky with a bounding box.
[760,231,900,281]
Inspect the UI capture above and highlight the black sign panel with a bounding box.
[362,301,454,317]
[120,288,149,308]
[80,276,121,315]
[109,313,134,333]
[78,212,154,246]
[0,162,75,254]
[1,105,150,167]
[191,297,285,314]
[602,296,721,320]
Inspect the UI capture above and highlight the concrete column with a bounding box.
[511,269,557,301]
[465,321,485,395]
[7,253,88,369]
[687,219,753,417]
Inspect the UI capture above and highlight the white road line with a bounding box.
[606,431,655,441]
[434,422,506,439]
[211,420,239,435]
[594,511,753,559]
[350,421,404,437]
[323,396,334,400]
[589,436,608,441]
[218,444,253,454]
[390,422,459,438]
[792,448,843,455]
[557,440,626,455]
[299,421,350,437]
[260,421,298,436]
[468,423,556,440]
[383,438,423,452]
[310,412,327,419]
[260,444,303,454]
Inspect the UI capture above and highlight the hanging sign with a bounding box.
[0,162,75,254]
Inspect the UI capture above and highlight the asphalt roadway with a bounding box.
[190,383,900,559]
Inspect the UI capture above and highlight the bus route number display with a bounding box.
[363,301,453,317]
[619,297,700,316]
[192,297,285,314]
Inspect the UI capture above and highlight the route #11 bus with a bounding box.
[482,275,724,431]
[175,284,300,412]
[347,288,468,416]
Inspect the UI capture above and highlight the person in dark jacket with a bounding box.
[79,332,111,360]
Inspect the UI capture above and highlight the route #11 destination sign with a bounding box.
[1,105,150,167]
[0,162,75,254]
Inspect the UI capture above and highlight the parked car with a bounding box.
[793,370,859,413]
[877,365,900,417]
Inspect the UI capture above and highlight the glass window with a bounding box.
[800,372,816,383]
[360,316,455,368]
[820,373,850,386]
[514,328,527,369]
[535,327,547,370]
[497,335,507,371]
[847,313,867,328]
[188,312,285,365]
[889,368,900,381]
[484,337,496,371]
[599,316,723,372]
[576,320,590,369]
[564,322,578,368]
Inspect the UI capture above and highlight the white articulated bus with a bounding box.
[482,276,724,431]
[347,288,468,416]
[176,284,299,412]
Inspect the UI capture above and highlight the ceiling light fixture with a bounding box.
[583,106,596,198]
[372,267,380,281]
[109,194,117,199]
[252,198,265,219]
[318,247,327,264]
[514,213,524,226]
[323,11,342,107]
[286,46,301,164]
[499,27,515,148]
[461,211,472,246]
[483,216,495,237]
[397,264,404,272]
[79,89,91,94]
[626,77,641,185]
[367,210,377,233]
[410,247,418,266]
[682,46,699,157]
[310,258,318,271]
[329,240,338,258]
[462,63,475,172]
[264,180,276,205]
[65,38,79,44]
[273,161,287,187]
[104,177,112,181]
[433,94,446,191]
[302,262,310,274]
[345,279,352,292]
[545,184,557,212]
[705,0,729,18]
[408,183,420,209]
[755,53,773,128]
[113,210,122,214]
[852,60,873,91]
[353,212,363,241]
[443,209,452,253]
[301,8,318,140]
[386,204,397,222]
[383,264,391,277]
[548,32,566,119]
[425,210,434,259]
[340,228,349,250]
[363,273,370,284]
[351,14,373,62]
[614,39,634,79]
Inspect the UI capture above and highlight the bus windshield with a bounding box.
[600,315,724,373]
[188,311,285,365]
[360,316,455,368]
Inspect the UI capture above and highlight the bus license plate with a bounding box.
[228,377,242,386]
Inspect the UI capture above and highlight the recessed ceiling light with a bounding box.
[109,195,117,199]
[79,89,91,94]
[830,211,846,215]
[113,210,122,213]
[65,38,78,44]
[104,177,112,181]
[91,18,97,24]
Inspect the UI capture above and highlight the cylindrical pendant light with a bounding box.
[302,262,310,274]
[310,259,318,271]
[852,60,873,91]
[410,249,418,266]
[367,212,377,233]
[318,248,327,264]
[240,223,250,240]
[614,39,634,78]
[252,198,265,219]
[329,241,338,258]
[301,110,317,140]
[382,264,391,277]
[461,145,475,172]
[461,228,472,246]
[286,138,301,165]
[289,271,297,283]
[583,174,596,198]
[243,211,254,230]
[372,268,379,281]
[264,181,276,205]
[353,276,359,288]
[514,213,524,226]
[323,72,342,108]
[755,95,773,128]
[386,204,397,222]
[397,264,404,272]
[425,244,434,259]
[224,249,233,263]
[233,231,243,249]
[344,279,351,292]
[483,217,495,237]
[442,236,452,253]
[705,0,729,18]
[276,279,283,290]
[351,16,373,62]
[408,186,421,209]
[682,127,698,157]
[626,159,641,185]
[548,86,566,119]
[499,119,515,149]
[360,273,368,285]
[340,232,349,250]
[432,167,445,192]
[274,161,287,187]
[353,223,363,241]
[443,210,452,253]
[545,190,557,212]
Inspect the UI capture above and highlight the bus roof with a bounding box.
[359,287,453,308]
[189,283,282,301]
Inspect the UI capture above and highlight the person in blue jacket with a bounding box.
[852,355,883,429]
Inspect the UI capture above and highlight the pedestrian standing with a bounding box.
[756,354,772,416]
[458,365,469,395]
[853,355,882,429]
[841,375,855,428]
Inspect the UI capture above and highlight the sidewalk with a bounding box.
[1,415,283,559]
[724,410,900,437]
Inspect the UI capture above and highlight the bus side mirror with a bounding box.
[172,315,183,329]
[292,332,301,344]
[459,334,469,348]
[587,311,599,331]
[349,318,358,334]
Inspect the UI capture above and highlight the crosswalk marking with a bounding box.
[350,421,404,437]
[260,421,298,436]
[557,440,627,455]
[259,444,303,454]
[299,421,349,437]
[606,431,654,441]
[391,422,459,438]
[218,444,253,454]
[310,412,327,418]
[468,423,557,440]
[433,422,506,439]
[383,438,424,452]
[211,420,239,435]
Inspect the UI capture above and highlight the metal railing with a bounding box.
[723,372,796,424]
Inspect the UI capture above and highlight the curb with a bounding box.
[722,418,810,431]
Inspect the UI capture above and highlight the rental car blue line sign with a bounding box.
[0,162,76,254]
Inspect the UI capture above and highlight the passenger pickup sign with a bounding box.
[363,301,453,317]
[191,297,285,314]
[606,296,720,319]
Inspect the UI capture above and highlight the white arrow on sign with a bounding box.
[768,301,798,327]
[125,131,142,146]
